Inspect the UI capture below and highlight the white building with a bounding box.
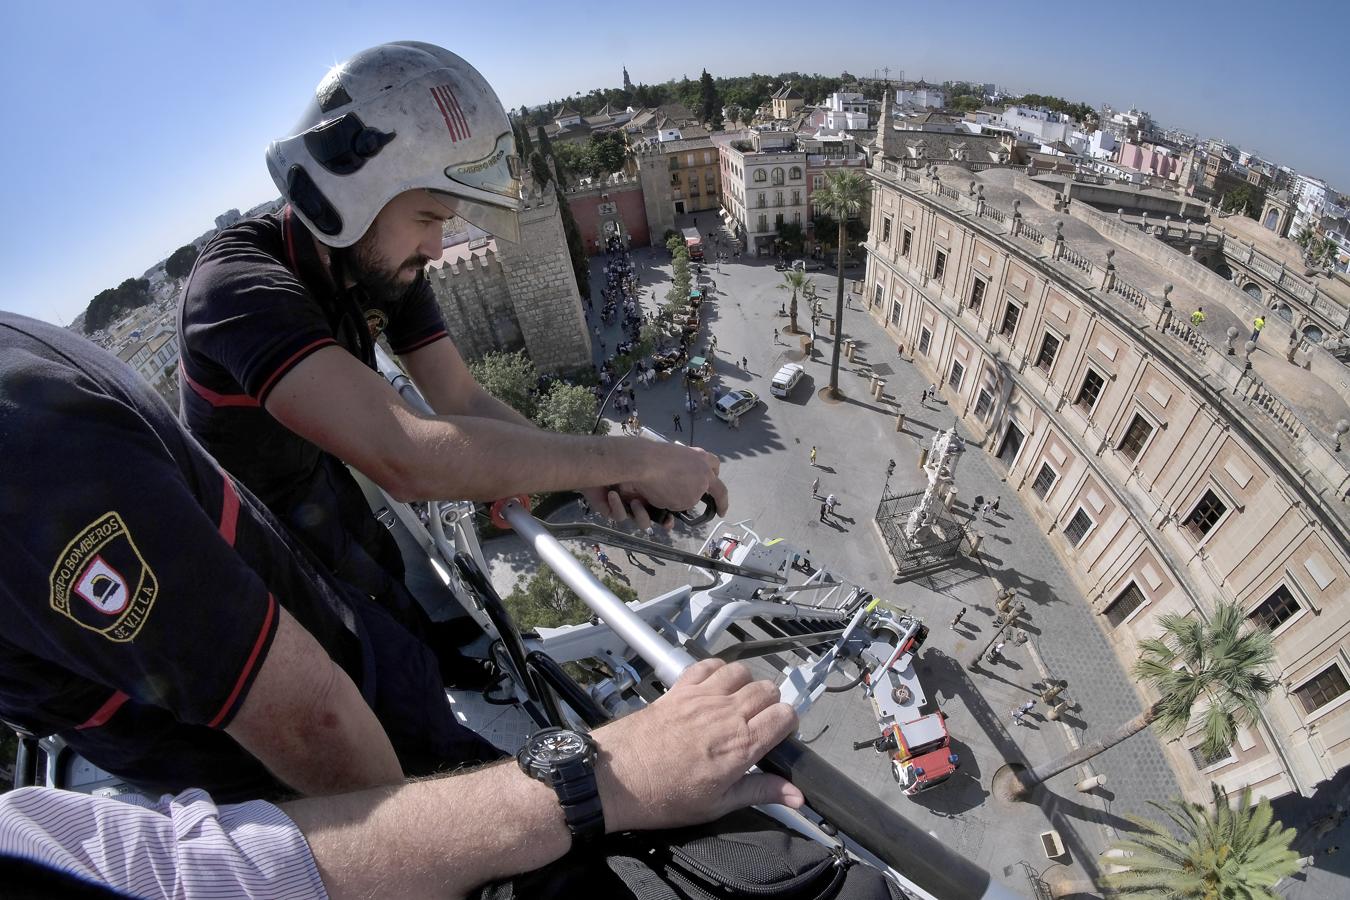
[823,92,869,130]
[895,86,945,109]
[992,106,1072,144]
[714,127,809,255]
[1291,174,1329,235]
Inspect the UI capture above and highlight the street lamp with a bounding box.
[1335,420,1349,453]
[1226,326,1239,355]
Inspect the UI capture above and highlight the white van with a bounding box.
[770,363,805,398]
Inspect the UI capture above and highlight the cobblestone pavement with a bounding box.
[484,229,1183,896]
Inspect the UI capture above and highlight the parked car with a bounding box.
[770,363,805,398]
[714,389,761,422]
[792,258,825,272]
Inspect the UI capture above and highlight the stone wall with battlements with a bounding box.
[426,178,592,374]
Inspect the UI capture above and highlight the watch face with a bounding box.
[531,730,587,765]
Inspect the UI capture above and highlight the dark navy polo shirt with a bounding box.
[0,313,440,801]
[177,207,446,597]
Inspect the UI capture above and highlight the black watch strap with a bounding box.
[550,759,605,844]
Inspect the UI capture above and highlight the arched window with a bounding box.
[771,168,785,185]
[789,166,802,180]
[753,169,767,183]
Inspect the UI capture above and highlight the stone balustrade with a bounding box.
[871,163,1350,470]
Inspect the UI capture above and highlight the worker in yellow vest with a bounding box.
[1251,315,1266,342]
[1190,307,1206,327]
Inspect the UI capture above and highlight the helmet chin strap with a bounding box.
[325,246,376,370]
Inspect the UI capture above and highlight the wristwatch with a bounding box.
[517,727,605,846]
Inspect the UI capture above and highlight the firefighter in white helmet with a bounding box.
[179,42,728,659]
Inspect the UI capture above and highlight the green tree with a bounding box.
[515,117,535,160]
[1014,602,1277,797]
[535,126,564,187]
[666,242,692,307]
[468,350,539,420]
[164,243,199,280]
[698,69,723,129]
[775,221,804,256]
[724,104,743,127]
[1101,783,1299,898]
[556,184,592,300]
[551,140,594,180]
[777,268,809,335]
[811,170,869,398]
[535,381,604,435]
[590,131,628,176]
[84,277,152,334]
[1219,183,1266,220]
[503,564,637,632]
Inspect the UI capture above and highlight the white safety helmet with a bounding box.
[266,41,523,246]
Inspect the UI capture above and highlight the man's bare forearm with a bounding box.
[395,413,653,502]
[463,384,537,430]
[281,760,572,900]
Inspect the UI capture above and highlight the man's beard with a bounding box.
[348,233,430,307]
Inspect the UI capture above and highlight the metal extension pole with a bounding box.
[500,499,696,687]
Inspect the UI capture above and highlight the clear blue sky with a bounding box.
[3,0,1345,326]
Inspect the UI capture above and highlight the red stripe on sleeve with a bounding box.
[207,593,277,729]
[76,691,130,730]
[391,329,448,355]
[181,361,260,408]
[218,476,240,546]
[254,337,338,404]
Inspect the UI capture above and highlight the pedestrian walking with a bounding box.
[810,476,820,497]
[825,493,837,516]
[1251,315,1266,342]
[809,446,817,466]
[1011,708,1026,726]
[950,607,967,629]
[991,497,1001,515]
[672,413,683,433]
[1190,307,1206,327]
[979,500,991,521]
[919,386,928,405]
[987,641,1006,663]
[773,328,779,344]
[928,383,938,402]
[818,500,829,523]
[741,356,748,370]
[1019,699,1036,715]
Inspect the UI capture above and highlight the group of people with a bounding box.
[0,42,809,900]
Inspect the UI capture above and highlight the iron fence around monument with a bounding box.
[875,486,968,573]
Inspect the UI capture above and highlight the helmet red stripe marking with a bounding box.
[446,85,472,140]
[430,85,459,141]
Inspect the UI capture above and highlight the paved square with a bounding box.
[485,231,1183,896]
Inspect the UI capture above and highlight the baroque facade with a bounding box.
[861,152,1350,803]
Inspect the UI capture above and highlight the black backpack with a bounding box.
[476,809,901,900]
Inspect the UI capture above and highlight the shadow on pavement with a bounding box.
[921,648,1126,881]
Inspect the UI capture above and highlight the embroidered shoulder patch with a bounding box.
[49,512,158,642]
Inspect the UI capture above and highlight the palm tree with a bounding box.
[1014,602,1276,798]
[1101,783,1299,898]
[812,170,870,397]
[778,268,809,334]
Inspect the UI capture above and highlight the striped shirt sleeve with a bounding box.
[0,787,328,900]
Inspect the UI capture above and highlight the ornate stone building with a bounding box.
[426,176,591,374]
[861,142,1350,802]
